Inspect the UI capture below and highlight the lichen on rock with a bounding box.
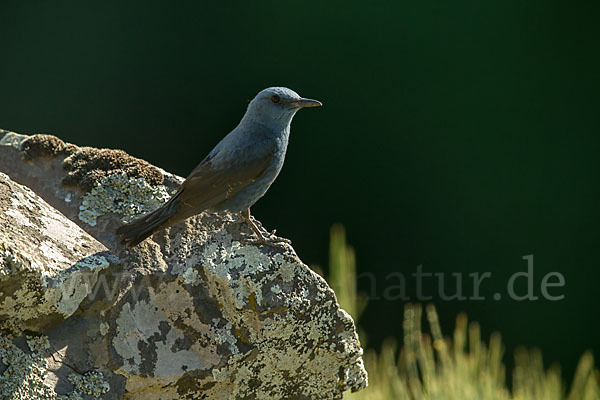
[1,241,25,280]
[0,172,120,333]
[0,333,110,400]
[0,130,368,399]
[67,371,110,398]
[0,333,58,399]
[78,171,171,226]
[107,235,368,399]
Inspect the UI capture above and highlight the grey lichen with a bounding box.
[103,237,368,399]
[198,241,367,398]
[0,333,110,400]
[26,335,50,354]
[0,334,57,399]
[78,171,171,226]
[0,241,24,280]
[67,371,110,398]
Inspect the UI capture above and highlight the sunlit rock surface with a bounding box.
[0,130,367,399]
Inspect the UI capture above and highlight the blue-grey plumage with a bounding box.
[117,87,322,247]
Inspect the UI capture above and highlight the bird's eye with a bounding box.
[271,94,281,103]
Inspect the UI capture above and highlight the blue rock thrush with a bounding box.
[117,87,322,247]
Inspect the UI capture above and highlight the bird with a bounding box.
[116,87,322,248]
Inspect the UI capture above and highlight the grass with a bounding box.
[325,224,599,400]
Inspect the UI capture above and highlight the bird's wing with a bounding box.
[174,141,275,218]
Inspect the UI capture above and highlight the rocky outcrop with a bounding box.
[0,130,367,399]
[0,171,120,333]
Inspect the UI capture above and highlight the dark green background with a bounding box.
[2,1,598,382]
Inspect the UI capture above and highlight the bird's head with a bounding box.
[243,87,322,128]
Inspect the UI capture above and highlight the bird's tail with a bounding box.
[116,190,182,247]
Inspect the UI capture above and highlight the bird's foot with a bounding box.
[238,208,291,249]
[241,231,292,249]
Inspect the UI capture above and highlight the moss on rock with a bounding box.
[20,134,77,160]
[63,147,164,192]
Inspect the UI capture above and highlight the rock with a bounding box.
[0,171,120,333]
[0,130,368,399]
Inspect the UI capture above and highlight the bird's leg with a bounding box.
[248,210,290,243]
[247,212,286,238]
[248,214,282,237]
[239,209,291,248]
[249,214,266,232]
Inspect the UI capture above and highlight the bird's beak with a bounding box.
[290,98,323,108]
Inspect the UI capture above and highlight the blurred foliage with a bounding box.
[329,224,368,325]
[327,225,600,399]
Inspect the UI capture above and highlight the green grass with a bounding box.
[326,224,599,400]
